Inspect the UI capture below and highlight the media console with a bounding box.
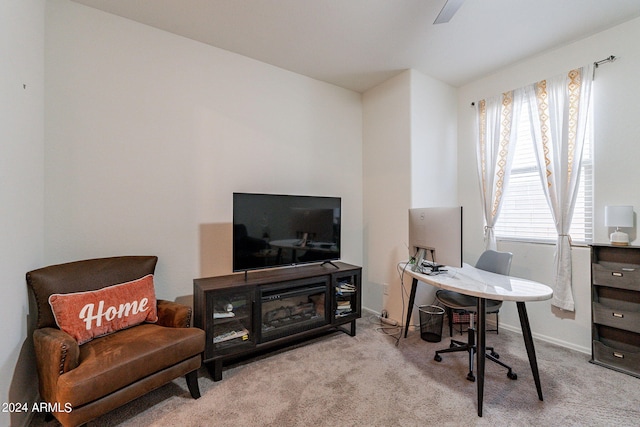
[193,262,361,381]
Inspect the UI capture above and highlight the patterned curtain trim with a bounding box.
[492,91,514,217]
[475,90,519,250]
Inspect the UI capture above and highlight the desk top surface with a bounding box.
[405,263,553,302]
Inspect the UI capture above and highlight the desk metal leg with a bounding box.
[476,297,486,417]
[404,278,418,338]
[517,302,543,401]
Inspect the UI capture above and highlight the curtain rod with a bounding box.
[471,55,617,106]
[594,55,616,68]
[593,55,616,80]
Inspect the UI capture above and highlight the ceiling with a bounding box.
[69,0,640,93]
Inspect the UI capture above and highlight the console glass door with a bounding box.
[260,279,329,342]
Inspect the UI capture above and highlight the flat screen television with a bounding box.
[408,206,463,273]
[233,193,341,272]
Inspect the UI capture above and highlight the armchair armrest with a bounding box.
[157,299,193,328]
[33,328,80,403]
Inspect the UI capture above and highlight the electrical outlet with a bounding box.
[383,283,389,295]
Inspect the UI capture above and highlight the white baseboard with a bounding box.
[363,305,591,355]
[497,323,591,355]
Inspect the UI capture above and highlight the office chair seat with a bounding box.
[435,289,502,312]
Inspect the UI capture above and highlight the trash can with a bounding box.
[418,305,445,342]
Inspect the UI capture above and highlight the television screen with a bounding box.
[233,193,341,271]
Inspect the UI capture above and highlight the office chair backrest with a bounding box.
[475,250,513,276]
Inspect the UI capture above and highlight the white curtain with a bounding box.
[475,91,522,250]
[524,64,593,311]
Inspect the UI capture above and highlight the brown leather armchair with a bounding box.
[26,256,205,427]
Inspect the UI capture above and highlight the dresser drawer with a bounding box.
[592,262,640,291]
[593,302,640,334]
[592,340,640,377]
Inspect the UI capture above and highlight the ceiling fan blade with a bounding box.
[434,0,465,24]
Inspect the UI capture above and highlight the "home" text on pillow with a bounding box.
[79,298,149,330]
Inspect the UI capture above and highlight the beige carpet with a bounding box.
[31,313,640,426]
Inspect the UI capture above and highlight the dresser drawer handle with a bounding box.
[612,272,623,277]
[612,312,624,318]
[622,268,636,272]
[613,352,625,359]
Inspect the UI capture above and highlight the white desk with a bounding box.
[403,263,553,417]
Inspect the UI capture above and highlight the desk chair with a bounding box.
[433,250,517,382]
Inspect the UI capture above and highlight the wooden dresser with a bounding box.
[590,244,640,378]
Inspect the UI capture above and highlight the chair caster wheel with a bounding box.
[507,371,517,380]
[434,354,442,362]
[491,351,499,358]
[467,373,476,382]
[449,343,456,348]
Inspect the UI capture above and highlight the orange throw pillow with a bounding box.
[49,274,158,344]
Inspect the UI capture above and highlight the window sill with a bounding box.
[496,237,591,247]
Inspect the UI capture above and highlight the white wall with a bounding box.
[407,70,458,324]
[410,70,458,208]
[362,69,457,325]
[0,1,45,426]
[362,71,412,316]
[45,0,363,302]
[458,17,640,352]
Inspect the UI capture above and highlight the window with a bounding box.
[494,99,593,244]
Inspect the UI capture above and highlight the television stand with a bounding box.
[193,262,361,381]
[321,260,340,269]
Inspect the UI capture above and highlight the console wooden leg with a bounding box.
[205,361,223,382]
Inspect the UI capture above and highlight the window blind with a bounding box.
[494,101,593,244]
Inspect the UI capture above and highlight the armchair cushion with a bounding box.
[57,323,204,408]
[48,274,158,344]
